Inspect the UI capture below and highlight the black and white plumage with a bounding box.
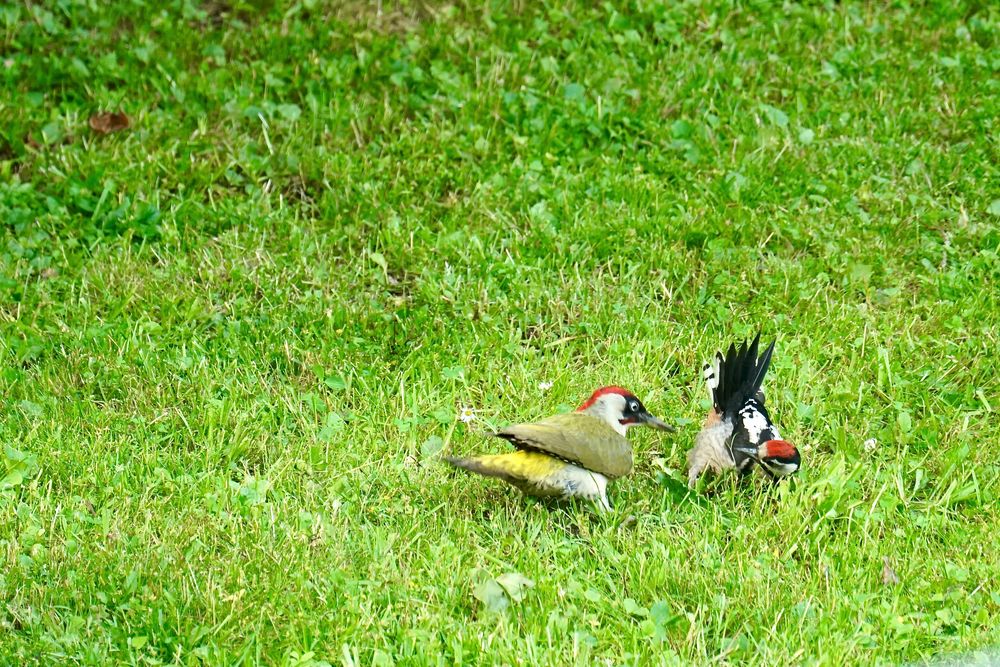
[687,333,800,487]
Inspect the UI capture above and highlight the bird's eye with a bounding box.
[629,401,639,412]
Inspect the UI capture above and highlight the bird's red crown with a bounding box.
[576,386,636,411]
[763,439,797,459]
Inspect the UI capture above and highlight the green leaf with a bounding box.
[420,435,444,458]
[563,82,585,101]
[300,392,325,412]
[369,252,388,273]
[721,634,750,653]
[849,263,872,283]
[650,600,675,627]
[496,572,534,603]
[1,469,25,490]
[40,121,63,144]
[905,158,925,176]
[623,598,648,617]
[987,199,1000,217]
[724,171,747,201]
[318,412,346,441]
[760,104,789,128]
[896,411,912,433]
[639,618,659,638]
[323,375,348,391]
[473,578,509,613]
[944,562,968,582]
[529,201,553,223]
[232,476,271,506]
[277,103,301,122]
[798,128,815,144]
[2,446,37,492]
[432,408,453,424]
[18,400,43,418]
[670,120,693,139]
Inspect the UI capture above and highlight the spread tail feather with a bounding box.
[711,332,776,415]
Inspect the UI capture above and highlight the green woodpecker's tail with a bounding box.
[444,450,563,487]
[446,450,611,511]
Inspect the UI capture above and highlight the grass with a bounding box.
[2,0,999,664]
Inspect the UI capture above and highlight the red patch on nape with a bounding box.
[763,440,797,459]
[576,385,635,412]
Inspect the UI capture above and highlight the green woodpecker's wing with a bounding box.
[493,412,633,479]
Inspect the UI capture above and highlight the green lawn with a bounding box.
[2,0,999,664]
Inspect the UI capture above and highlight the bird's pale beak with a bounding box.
[639,412,676,432]
[732,445,760,458]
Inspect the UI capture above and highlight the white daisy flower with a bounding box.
[538,381,553,391]
[863,438,877,452]
[458,407,476,424]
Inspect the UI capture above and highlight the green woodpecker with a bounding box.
[446,386,674,511]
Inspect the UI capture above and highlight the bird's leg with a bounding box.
[687,463,705,489]
[595,493,612,513]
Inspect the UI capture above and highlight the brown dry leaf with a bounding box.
[882,557,899,586]
[89,111,130,134]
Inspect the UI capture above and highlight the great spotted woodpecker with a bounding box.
[687,334,801,487]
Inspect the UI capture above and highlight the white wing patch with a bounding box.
[703,357,720,402]
[738,405,772,444]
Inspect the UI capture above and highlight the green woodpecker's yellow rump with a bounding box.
[445,451,569,495]
[446,386,674,511]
